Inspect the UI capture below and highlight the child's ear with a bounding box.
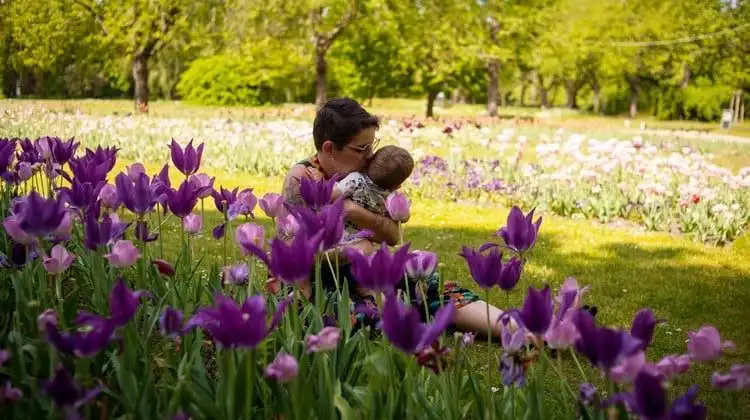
[321,140,335,154]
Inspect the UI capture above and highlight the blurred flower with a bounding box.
[99,278,149,327]
[37,309,58,333]
[67,154,112,186]
[1,380,22,402]
[687,326,735,361]
[43,365,101,417]
[711,365,750,391]
[461,332,475,347]
[244,227,322,285]
[0,138,17,180]
[631,308,663,351]
[500,317,526,354]
[386,191,411,222]
[105,240,141,268]
[416,342,452,374]
[459,245,522,291]
[35,136,54,159]
[513,286,553,336]
[50,137,79,165]
[189,173,215,198]
[135,220,158,242]
[306,327,341,353]
[236,223,265,255]
[300,176,337,210]
[17,161,32,181]
[98,183,119,209]
[83,213,130,250]
[499,355,525,387]
[183,213,202,235]
[16,138,41,165]
[43,244,75,275]
[405,250,438,280]
[544,316,579,350]
[57,178,103,213]
[277,213,299,238]
[573,310,642,371]
[221,263,249,285]
[556,277,590,311]
[344,243,411,293]
[167,180,208,218]
[579,383,597,405]
[235,188,257,217]
[152,259,176,277]
[160,307,185,339]
[212,223,226,240]
[289,199,346,251]
[17,192,66,237]
[496,206,542,254]
[610,351,646,384]
[170,139,204,176]
[265,352,298,383]
[44,312,115,358]
[212,186,239,213]
[126,163,146,180]
[3,214,37,245]
[668,386,707,420]
[185,294,289,349]
[381,293,455,354]
[654,354,691,380]
[259,193,282,218]
[115,172,160,215]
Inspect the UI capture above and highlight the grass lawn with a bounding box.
[131,161,750,418]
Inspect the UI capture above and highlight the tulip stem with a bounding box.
[245,350,256,420]
[569,348,589,382]
[485,288,493,415]
[157,206,164,259]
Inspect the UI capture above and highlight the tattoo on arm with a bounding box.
[281,171,304,207]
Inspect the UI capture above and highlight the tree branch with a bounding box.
[72,0,108,36]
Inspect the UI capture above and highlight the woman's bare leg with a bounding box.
[454,300,518,339]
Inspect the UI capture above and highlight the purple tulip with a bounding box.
[43,244,75,275]
[3,214,37,245]
[512,286,553,336]
[711,365,750,391]
[57,178,103,213]
[500,318,526,354]
[221,263,249,285]
[299,176,337,210]
[16,138,41,165]
[170,139,204,176]
[499,355,526,387]
[289,199,346,251]
[50,137,79,165]
[188,173,215,198]
[44,313,115,358]
[212,223,227,240]
[556,277,590,311]
[0,138,17,180]
[668,386,707,420]
[631,308,663,351]
[381,293,456,354]
[654,354,691,380]
[544,316,579,350]
[83,212,130,250]
[343,243,411,293]
[305,327,341,353]
[185,294,289,349]
[496,206,542,254]
[265,352,299,383]
[16,161,33,181]
[135,220,158,242]
[243,227,322,285]
[35,136,54,159]
[573,310,643,372]
[83,146,119,172]
[67,155,112,186]
[152,259,176,277]
[610,351,646,384]
[459,245,522,291]
[17,192,67,237]
[1,381,22,402]
[98,183,119,209]
[405,251,438,279]
[43,365,101,417]
[235,223,265,255]
[687,325,735,361]
[183,213,202,235]
[160,307,185,339]
[115,172,160,216]
[386,191,411,222]
[235,188,257,217]
[0,241,39,269]
[259,193,282,218]
[167,180,209,218]
[579,383,597,405]
[212,186,238,213]
[104,278,149,327]
[277,213,299,238]
[105,240,141,268]
[152,164,171,208]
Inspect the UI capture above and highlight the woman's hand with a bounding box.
[343,199,399,246]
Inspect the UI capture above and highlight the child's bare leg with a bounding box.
[454,300,516,339]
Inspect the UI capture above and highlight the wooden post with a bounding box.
[740,92,745,124]
[734,91,742,123]
[730,92,737,123]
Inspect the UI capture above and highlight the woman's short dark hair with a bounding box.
[313,98,380,151]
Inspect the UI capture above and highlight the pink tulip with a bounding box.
[544,317,579,350]
[405,250,437,279]
[105,240,142,268]
[183,213,202,235]
[556,277,590,311]
[53,213,73,240]
[98,184,119,209]
[3,215,36,245]
[237,189,257,215]
[654,354,691,380]
[259,193,282,218]
[305,327,342,353]
[189,173,215,199]
[235,223,265,255]
[43,244,75,275]
[687,325,735,361]
[386,191,410,222]
[265,352,298,383]
[277,214,299,238]
[37,309,57,333]
[610,351,646,384]
[126,163,146,180]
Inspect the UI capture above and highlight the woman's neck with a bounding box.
[315,153,336,179]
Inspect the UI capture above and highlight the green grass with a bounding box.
[132,160,750,418]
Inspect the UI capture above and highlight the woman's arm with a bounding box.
[343,199,399,246]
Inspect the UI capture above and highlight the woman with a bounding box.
[279,98,508,337]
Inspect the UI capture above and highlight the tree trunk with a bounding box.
[565,79,580,109]
[536,73,550,109]
[315,48,328,108]
[627,75,639,118]
[679,64,691,89]
[487,58,499,117]
[133,53,150,113]
[591,78,601,114]
[520,80,527,107]
[426,91,438,118]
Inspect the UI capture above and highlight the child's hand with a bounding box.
[305,167,325,182]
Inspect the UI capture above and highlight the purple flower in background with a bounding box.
[18,192,66,237]
[513,286,553,336]
[0,138,16,181]
[687,325,735,361]
[654,354,691,380]
[1,380,22,402]
[152,164,171,208]
[182,213,201,235]
[3,214,37,245]
[711,365,750,391]
[57,178,103,213]
[499,317,526,354]
[67,155,111,185]
[235,188,257,217]
[260,193,282,218]
[98,184,119,209]
[288,199,346,251]
[105,278,149,327]
[221,263,249,285]
[43,365,101,417]
[631,309,663,351]
[459,245,522,291]
[36,136,55,159]
[381,294,456,354]
[16,138,41,165]
[84,145,119,169]
[405,250,438,280]
[170,139,204,176]
[160,307,185,339]
[265,352,299,383]
[188,173,215,198]
[44,313,115,358]
[579,383,597,405]
[104,240,141,268]
[386,191,411,222]
[610,351,646,384]
[16,161,33,181]
[277,213,299,238]
[243,227,322,285]
[185,294,289,349]
[0,349,10,365]
[300,176,337,210]
[606,370,668,420]
[0,241,39,269]
[51,137,79,165]
[43,244,75,275]
[115,172,160,215]
[573,310,643,372]
[496,206,542,254]
[499,355,525,387]
[669,386,707,420]
[212,186,239,213]
[344,243,411,293]
[83,212,130,250]
[235,223,265,255]
[167,180,208,218]
[305,327,341,353]
[135,220,158,242]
